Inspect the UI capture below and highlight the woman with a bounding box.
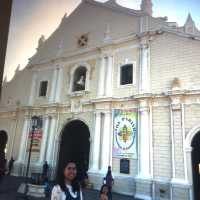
[51,161,83,200]
[99,184,109,200]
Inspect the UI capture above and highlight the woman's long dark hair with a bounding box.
[57,161,80,193]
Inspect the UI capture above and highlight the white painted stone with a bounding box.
[17,118,30,163]
[39,117,50,163]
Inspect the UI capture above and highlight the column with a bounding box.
[101,112,112,172]
[105,55,113,97]
[39,116,50,163]
[17,118,30,163]
[9,118,17,159]
[185,147,193,200]
[139,43,150,93]
[51,136,60,178]
[29,72,37,105]
[46,117,57,165]
[91,112,101,171]
[49,68,59,103]
[97,56,106,97]
[55,67,63,103]
[138,100,151,178]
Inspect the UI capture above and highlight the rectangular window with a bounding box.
[120,64,133,85]
[39,81,48,97]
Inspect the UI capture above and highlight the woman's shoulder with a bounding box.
[52,185,63,193]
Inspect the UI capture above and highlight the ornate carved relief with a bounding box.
[77,33,89,48]
[71,99,82,113]
[171,78,181,91]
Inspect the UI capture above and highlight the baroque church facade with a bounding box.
[1,0,200,199]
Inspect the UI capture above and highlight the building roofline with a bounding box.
[27,28,200,69]
[83,0,143,17]
[136,28,200,41]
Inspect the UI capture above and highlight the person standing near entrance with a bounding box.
[51,161,83,200]
[7,157,15,176]
[104,166,114,200]
[42,161,49,177]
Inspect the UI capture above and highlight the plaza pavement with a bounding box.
[0,176,141,200]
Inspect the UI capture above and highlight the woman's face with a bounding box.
[64,162,77,182]
[102,186,108,194]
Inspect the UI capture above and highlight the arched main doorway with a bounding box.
[0,130,8,176]
[191,131,200,200]
[57,120,90,183]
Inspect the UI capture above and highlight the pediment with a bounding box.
[28,0,141,65]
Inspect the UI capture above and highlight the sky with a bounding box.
[4,0,200,81]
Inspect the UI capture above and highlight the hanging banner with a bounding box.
[28,129,43,152]
[27,117,43,152]
[113,109,137,159]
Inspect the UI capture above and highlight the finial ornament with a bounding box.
[37,35,45,50]
[141,0,153,16]
[184,13,196,34]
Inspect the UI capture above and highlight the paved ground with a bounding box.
[0,176,140,200]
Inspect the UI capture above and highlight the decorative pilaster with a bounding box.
[135,100,152,200]
[29,72,37,106]
[170,95,186,181]
[105,55,113,97]
[139,41,150,94]
[39,116,50,163]
[51,135,60,178]
[46,116,57,165]
[49,67,59,103]
[101,111,112,172]
[8,117,17,159]
[55,67,63,103]
[138,99,151,178]
[91,112,101,171]
[17,118,30,163]
[97,56,106,97]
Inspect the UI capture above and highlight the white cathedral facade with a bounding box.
[1,0,200,199]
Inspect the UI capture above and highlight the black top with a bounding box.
[64,187,81,200]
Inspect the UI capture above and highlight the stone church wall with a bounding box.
[151,33,200,94]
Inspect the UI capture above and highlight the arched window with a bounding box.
[73,66,87,92]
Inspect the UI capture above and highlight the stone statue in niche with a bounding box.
[73,67,86,92]
[74,74,85,91]
[76,75,85,87]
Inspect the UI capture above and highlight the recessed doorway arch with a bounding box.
[191,131,200,200]
[0,130,8,176]
[185,126,200,200]
[56,120,90,184]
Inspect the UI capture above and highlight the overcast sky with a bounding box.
[4,0,200,81]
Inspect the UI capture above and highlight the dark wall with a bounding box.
[0,130,8,176]
[0,0,12,97]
